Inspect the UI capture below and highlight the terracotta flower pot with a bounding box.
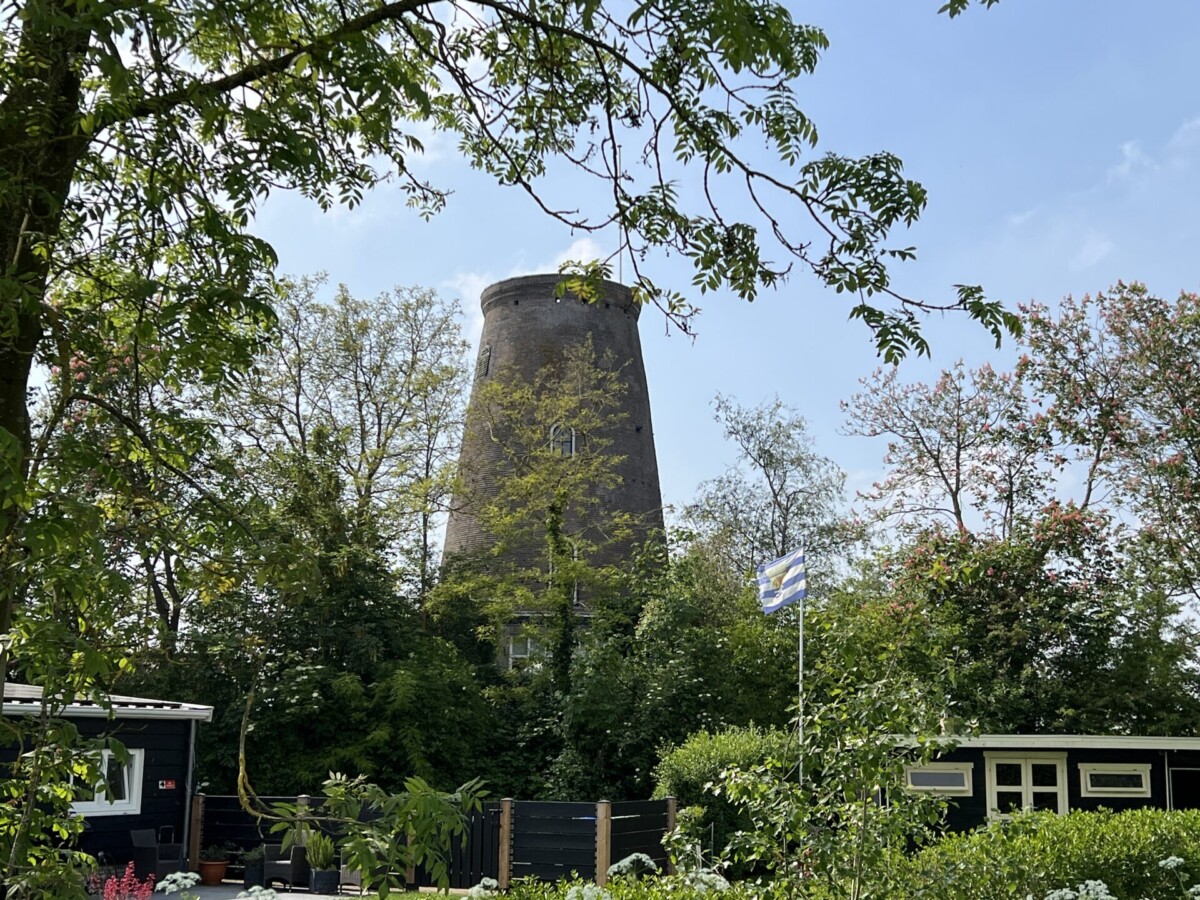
[198,859,229,886]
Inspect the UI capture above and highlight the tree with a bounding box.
[544,538,799,801]
[889,517,1200,735]
[2,0,1018,879]
[0,0,1021,688]
[684,394,857,578]
[1021,283,1200,601]
[843,361,1051,537]
[436,338,634,662]
[429,338,641,797]
[219,275,468,600]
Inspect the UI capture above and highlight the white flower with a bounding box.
[565,884,611,900]
[468,880,502,900]
[685,871,730,895]
[1161,857,1186,871]
[156,872,201,894]
[236,889,279,900]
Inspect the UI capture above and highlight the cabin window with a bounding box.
[72,748,144,816]
[1079,763,1151,797]
[984,753,1067,818]
[904,762,973,796]
[549,424,576,457]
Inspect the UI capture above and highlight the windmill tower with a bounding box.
[443,273,665,617]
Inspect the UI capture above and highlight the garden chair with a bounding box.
[129,828,185,881]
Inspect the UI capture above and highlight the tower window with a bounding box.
[549,424,576,457]
[507,634,541,670]
[475,345,491,380]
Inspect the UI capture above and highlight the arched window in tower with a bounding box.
[549,424,576,457]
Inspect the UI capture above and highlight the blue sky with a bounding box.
[254,1,1200,514]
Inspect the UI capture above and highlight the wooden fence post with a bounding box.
[595,800,612,886]
[188,793,205,872]
[498,798,513,890]
[296,793,310,836]
[665,797,677,875]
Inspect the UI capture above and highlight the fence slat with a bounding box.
[515,801,596,817]
[513,816,598,836]
[514,832,595,851]
[611,831,668,857]
[611,813,669,834]
[610,799,669,816]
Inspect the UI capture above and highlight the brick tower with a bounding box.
[443,273,665,580]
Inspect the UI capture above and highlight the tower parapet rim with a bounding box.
[480,274,640,320]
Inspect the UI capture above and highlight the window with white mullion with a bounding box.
[904,762,973,796]
[985,753,1067,819]
[71,748,144,816]
[1080,763,1151,797]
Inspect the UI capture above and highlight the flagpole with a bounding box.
[798,595,804,788]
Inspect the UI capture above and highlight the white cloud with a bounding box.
[542,236,607,271]
[443,236,611,349]
[1069,231,1114,271]
[1005,206,1039,227]
[1106,140,1155,183]
[1166,116,1200,169]
[1167,116,1200,152]
[399,118,457,169]
[444,271,491,348]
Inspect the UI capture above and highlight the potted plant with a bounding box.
[305,831,340,894]
[240,844,266,889]
[198,844,233,886]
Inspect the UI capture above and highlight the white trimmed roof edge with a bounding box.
[3,683,213,722]
[952,734,1200,751]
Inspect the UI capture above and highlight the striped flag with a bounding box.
[756,548,806,614]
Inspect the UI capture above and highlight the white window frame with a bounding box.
[904,762,974,796]
[984,752,1068,819]
[72,748,144,817]
[549,424,576,457]
[506,633,541,670]
[1079,763,1152,798]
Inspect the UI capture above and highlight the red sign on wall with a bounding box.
[158,779,177,790]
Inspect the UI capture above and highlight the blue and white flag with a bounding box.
[756,548,806,614]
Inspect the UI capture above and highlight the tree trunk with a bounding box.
[0,0,91,669]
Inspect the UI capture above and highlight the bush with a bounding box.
[887,809,1200,900]
[652,726,792,862]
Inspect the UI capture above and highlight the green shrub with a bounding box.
[652,726,792,862]
[887,809,1200,900]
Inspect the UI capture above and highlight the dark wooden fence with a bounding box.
[609,799,672,876]
[511,801,597,883]
[409,802,502,889]
[192,794,675,888]
[191,793,301,855]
